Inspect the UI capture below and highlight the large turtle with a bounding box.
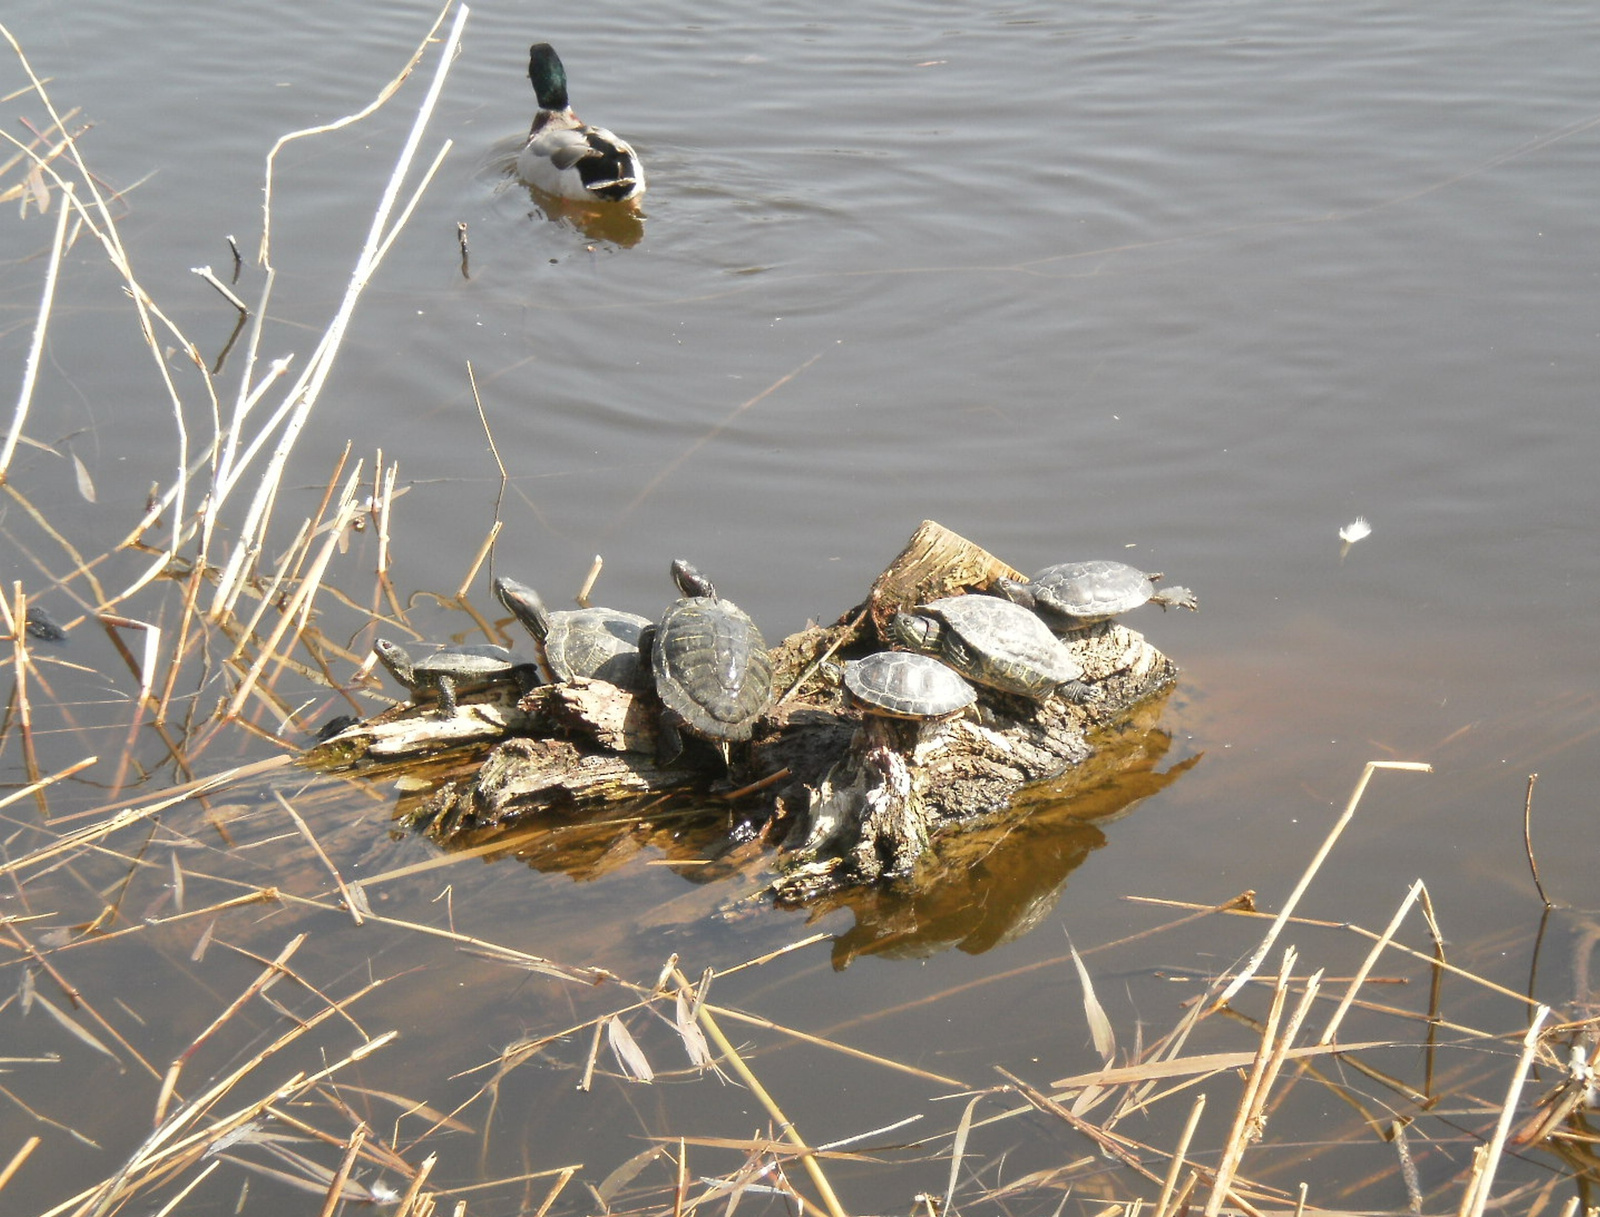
[889,595,1093,703]
[843,651,977,720]
[643,560,773,759]
[372,639,539,717]
[997,560,1197,629]
[494,575,651,688]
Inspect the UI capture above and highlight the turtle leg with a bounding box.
[1058,679,1098,705]
[655,715,685,767]
[1151,586,1198,612]
[436,675,459,717]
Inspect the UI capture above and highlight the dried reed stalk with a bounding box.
[0,177,72,480]
[210,3,469,617]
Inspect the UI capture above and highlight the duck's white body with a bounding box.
[517,44,645,204]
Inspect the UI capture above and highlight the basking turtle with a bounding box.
[998,560,1197,629]
[644,560,773,758]
[843,651,977,720]
[372,639,539,717]
[494,575,651,688]
[889,595,1093,703]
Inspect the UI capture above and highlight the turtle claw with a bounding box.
[1154,586,1198,612]
[1059,679,1099,706]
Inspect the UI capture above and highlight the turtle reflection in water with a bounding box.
[998,559,1197,631]
[889,595,1094,704]
[494,575,651,688]
[372,639,539,718]
[642,560,773,764]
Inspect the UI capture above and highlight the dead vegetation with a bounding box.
[1,6,1599,1216]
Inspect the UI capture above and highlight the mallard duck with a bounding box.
[516,43,645,204]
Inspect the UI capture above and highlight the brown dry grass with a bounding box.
[1,7,1599,1217]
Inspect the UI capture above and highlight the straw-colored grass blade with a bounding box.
[674,990,715,1070]
[1069,934,1116,1064]
[596,1144,667,1206]
[943,1094,981,1213]
[607,1015,655,1083]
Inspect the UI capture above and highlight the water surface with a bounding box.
[2,0,1598,1210]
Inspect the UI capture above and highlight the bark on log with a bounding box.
[305,520,1184,899]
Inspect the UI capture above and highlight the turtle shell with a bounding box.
[651,594,773,743]
[496,576,650,686]
[375,639,523,692]
[844,652,976,719]
[894,595,1083,700]
[373,639,538,715]
[410,643,527,684]
[1029,560,1156,623]
[546,607,652,686]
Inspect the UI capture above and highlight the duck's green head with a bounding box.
[527,43,570,111]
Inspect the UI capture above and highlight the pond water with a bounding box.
[3,0,1600,1211]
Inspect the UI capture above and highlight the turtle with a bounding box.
[888,595,1094,703]
[494,575,651,688]
[997,560,1197,629]
[842,651,977,720]
[372,638,539,717]
[643,560,773,759]
[24,606,67,643]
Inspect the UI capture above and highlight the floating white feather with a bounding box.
[1338,516,1371,544]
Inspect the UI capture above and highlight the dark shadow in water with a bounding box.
[813,707,1201,968]
[381,691,1199,966]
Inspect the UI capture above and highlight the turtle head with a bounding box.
[670,559,717,600]
[527,43,571,111]
[494,576,552,642]
[372,638,415,686]
[887,610,939,653]
[992,578,1036,610]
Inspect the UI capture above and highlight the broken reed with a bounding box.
[6,758,1596,1215]
[0,3,467,763]
[2,8,1597,1217]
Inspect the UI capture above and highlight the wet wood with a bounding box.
[863,517,1026,636]
[306,520,1182,896]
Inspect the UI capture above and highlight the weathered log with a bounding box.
[306,520,1184,896]
[863,517,1026,636]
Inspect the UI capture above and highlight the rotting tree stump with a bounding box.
[307,520,1181,899]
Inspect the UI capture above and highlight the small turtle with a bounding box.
[372,638,539,717]
[889,595,1093,703]
[644,560,773,758]
[843,651,977,720]
[494,575,651,688]
[23,606,67,643]
[998,560,1197,629]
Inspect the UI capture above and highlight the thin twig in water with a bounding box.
[1521,772,1551,907]
[577,555,603,607]
[610,349,827,530]
[1460,1005,1550,1217]
[686,975,851,1217]
[276,792,365,925]
[212,3,468,617]
[1216,761,1432,1007]
[1318,879,1425,1046]
[189,265,249,315]
[1,178,72,482]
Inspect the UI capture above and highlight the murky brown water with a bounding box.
[3,0,1600,1211]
